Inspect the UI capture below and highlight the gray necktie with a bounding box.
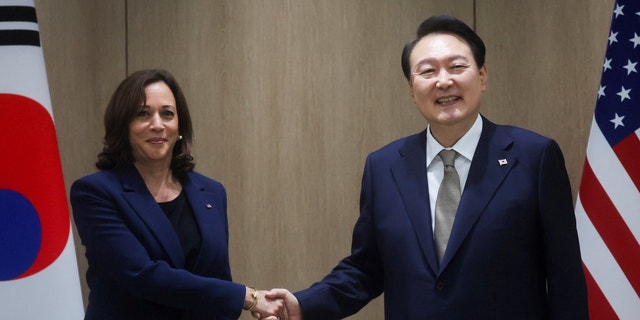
[434,149,461,264]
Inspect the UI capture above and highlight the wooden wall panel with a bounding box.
[35,0,127,309]
[126,1,471,319]
[476,0,615,199]
[36,0,615,318]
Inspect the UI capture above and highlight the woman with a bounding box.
[71,69,283,320]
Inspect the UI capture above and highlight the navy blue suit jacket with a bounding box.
[71,164,245,320]
[295,117,588,319]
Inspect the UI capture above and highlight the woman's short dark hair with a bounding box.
[96,69,195,180]
[401,15,486,80]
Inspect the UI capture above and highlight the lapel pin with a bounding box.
[498,159,508,166]
[205,204,212,209]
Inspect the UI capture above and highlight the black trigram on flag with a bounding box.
[0,5,40,47]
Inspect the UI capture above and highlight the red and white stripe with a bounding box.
[576,118,640,319]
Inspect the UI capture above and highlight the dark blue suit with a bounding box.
[295,117,588,319]
[71,164,245,320]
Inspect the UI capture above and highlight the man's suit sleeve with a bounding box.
[538,140,589,319]
[294,154,385,320]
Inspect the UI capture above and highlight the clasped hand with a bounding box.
[250,288,302,320]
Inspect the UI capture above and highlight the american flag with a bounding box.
[575,1,640,319]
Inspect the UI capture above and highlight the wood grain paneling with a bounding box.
[35,0,127,310]
[126,1,471,319]
[476,0,615,199]
[34,0,614,319]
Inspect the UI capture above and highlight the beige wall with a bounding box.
[36,0,613,319]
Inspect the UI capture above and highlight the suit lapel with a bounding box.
[391,130,439,275]
[118,165,185,268]
[439,118,518,270]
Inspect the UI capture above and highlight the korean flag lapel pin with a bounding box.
[498,158,508,167]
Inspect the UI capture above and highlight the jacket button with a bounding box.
[436,281,445,291]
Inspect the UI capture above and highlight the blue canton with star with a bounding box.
[596,1,640,147]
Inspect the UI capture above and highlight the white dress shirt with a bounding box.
[426,114,482,232]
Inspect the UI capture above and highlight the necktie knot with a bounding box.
[439,149,457,167]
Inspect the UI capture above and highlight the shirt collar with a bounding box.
[426,114,482,167]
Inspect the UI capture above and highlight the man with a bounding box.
[268,15,588,319]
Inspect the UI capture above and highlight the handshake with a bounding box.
[244,288,302,320]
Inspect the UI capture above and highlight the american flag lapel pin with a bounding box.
[498,159,508,166]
